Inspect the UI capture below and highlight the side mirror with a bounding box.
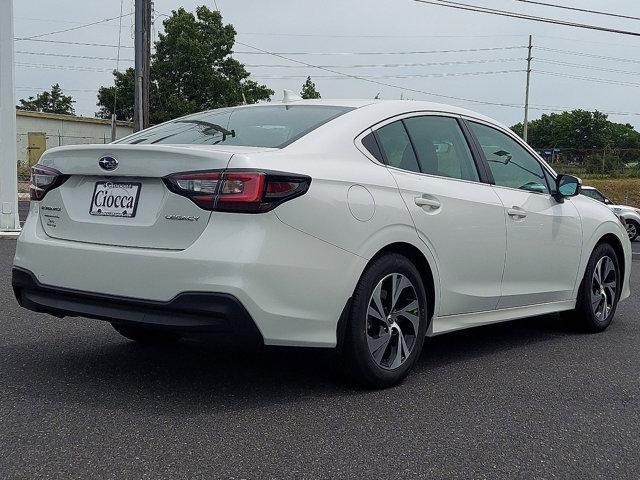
[554,174,582,201]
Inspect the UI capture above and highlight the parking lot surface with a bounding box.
[1,239,639,479]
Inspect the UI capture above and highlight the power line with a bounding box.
[16,86,98,93]
[155,10,521,38]
[15,84,637,116]
[533,107,640,116]
[253,69,525,79]
[237,31,526,38]
[535,70,640,88]
[514,0,640,22]
[536,34,640,49]
[15,38,134,48]
[536,58,639,76]
[237,41,640,116]
[14,52,521,67]
[529,103,640,116]
[536,46,640,64]
[246,58,525,68]
[13,60,524,79]
[16,39,524,55]
[15,13,134,40]
[235,40,524,108]
[234,45,527,56]
[16,51,134,62]
[15,62,116,72]
[15,16,130,27]
[413,0,640,37]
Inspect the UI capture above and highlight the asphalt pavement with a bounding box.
[1,238,639,479]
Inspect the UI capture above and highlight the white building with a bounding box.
[16,110,134,167]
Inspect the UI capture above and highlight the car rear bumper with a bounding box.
[13,203,367,347]
[12,267,263,343]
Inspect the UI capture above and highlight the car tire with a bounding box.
[111,323,182,345]
[343,253,428,388]
[626,220,639,242]
[567,243,621,333]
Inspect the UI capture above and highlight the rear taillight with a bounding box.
[165,171,221,210]
[30,165,67,201]
[163,170,311,213]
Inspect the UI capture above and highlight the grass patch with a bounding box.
[582,178,640,208]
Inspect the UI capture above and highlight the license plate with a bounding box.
[90,181,141,218]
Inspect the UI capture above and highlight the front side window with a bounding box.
[469,122,549,194]
[543,168,556,193]
[403,116,479,182]
[117,105,353,148]
[374,121,420,173]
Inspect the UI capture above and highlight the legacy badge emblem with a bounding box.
[165,215,200,222]
[98,156,119,172]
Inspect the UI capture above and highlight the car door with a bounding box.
[372,114,506,316]
[466,120,582,309]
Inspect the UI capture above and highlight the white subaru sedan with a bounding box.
[13,100,632,387]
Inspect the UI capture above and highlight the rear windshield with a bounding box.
[117,105,353,148]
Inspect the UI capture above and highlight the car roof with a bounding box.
[189,99,505,131]
[264,98,505,129]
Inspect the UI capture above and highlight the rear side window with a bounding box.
[118,105,353,148]
[361,132,384,162]
[403,116,479,182]
[374,121,420,173]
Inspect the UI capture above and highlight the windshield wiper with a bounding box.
[175,119,236,141]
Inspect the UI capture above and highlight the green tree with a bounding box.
[300,76,321,99]
[96,68,136,121]
[18,83,75,115]
[96,6,273,125]
[511,110,640,150]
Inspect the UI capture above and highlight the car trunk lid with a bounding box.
[36,144,274,250]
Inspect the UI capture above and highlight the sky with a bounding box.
[11,0,640,129]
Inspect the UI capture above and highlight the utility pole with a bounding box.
[523,34,532,144]
[0,0,20,234]
[134,0,151,131]
[110,0,126,141]
[110,114,117,142]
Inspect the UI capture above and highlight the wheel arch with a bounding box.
[336,241,438,350]
[366,242,436,322]
[596,233,626,293]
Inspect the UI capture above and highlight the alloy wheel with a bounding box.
[626,221,637,240]
[591,256,617,320]
[366,273,420,370]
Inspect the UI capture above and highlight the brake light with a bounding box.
[163,170,311,213]
[30,165,67,201]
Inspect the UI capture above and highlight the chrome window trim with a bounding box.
[354,110,490,187]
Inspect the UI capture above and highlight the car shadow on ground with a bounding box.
[4,312,585,414]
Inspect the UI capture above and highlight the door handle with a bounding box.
[507,207,527,219]
[414,196,441,209]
